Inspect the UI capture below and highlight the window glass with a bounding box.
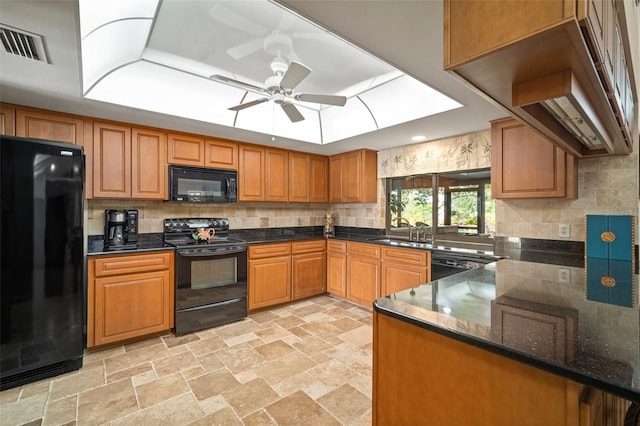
[386,168,495,240]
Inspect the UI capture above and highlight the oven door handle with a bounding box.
[177,248,247,256]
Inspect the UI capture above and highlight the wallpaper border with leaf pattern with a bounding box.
[377,130,491,178]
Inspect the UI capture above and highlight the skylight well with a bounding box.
[79,0,462,145]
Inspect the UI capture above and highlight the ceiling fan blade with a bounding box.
[280,103,304,122]
[229,98,269,111]
[210,74,265,94]
[227,38,264,60]
[280,61,311,90]
[295,93,347,106]
[210,4,267,37]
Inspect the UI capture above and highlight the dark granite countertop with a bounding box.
[87,233,169,256]
[374,259,640,402]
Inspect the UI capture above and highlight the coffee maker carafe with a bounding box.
[104,210,138,249]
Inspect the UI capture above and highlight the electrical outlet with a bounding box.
[558,268,570,283]
[558,223,570,238]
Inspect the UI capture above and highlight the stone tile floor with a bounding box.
[0,296,373,425]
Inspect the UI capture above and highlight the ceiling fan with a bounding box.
[210,56,347,123]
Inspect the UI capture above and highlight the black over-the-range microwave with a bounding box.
[169,165,237,203]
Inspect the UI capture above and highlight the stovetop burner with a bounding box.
[163,218,246,249]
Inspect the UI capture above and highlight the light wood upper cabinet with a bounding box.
[131,128,167,199]
[330,149,377,203]
[443,0,635,156]
[88,251,174,348]
[238,144,264,201]
[167,132,204,166]
[16,109,83,145]
[93,122,131,198]
[0,104,15,136]
[491,118,577,199]
[205,138,238,170]
[93,122,166,200]
[289,152,329,203]
[265,148,288,202]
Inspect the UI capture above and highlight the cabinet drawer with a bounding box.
[327,240,347,253]
[249,242,291,259]
[292,239,326,254]
[93,252,172,277]
[382,247,430,266]
[347,241,381,258]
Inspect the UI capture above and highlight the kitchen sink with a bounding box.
[368,237,433,249]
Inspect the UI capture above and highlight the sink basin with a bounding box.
[368,238,432,249]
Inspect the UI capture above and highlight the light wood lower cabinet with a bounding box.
[346,242,381,308]
[327,240,348,298]
[88,251,174,348]
[292,240,326,300]
[380,247,431,296]
[248,243,292,310]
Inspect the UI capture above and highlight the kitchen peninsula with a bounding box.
[373,259,639,425]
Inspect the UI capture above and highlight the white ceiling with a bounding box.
[0,0,506,156]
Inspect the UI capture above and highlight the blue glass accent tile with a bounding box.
[586,215,634,261]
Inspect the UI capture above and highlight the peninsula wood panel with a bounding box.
[205,138,238,170]
[167,132,204,166]
[0,104,15,135]
[16,109,83,145]
[131,127,166,199]
[374,311,581,426]
[92,122,131,198]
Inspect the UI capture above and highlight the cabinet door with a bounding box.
[16,109,83,145]
[205,138,238,170]
[327,251,347,298]
[329,155,343,202]
[265,148,288,202]
[167,132,204,166]
[93,122,131,198]
[347,254,380,308]
[0,104,15,135]
[132,127,166,199]
[309,155,329,203]
[93,269,173,346]
[248,256,291,310]
[289,152,310,202]
[342,150,363,202]
[239,144,264,201]
[292,252,327,300]
[381,262,428,297]
[491,118,574,199]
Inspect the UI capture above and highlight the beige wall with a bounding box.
[496,153,639,241]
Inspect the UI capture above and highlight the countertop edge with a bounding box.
[373,301,640,402]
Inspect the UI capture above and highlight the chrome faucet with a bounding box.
[409,225,418,241]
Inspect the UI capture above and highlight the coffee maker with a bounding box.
[104,210,139,250]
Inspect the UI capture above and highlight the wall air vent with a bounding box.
[0,24,49,63]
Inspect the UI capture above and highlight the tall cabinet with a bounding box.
[330,149,378,203]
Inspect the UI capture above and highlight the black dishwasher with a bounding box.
[430,251,500,280]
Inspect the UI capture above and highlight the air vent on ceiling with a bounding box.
[0,24,49,63]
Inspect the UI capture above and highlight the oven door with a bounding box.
[175,247,247,310]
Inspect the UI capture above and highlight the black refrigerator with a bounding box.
[0,135,85,390]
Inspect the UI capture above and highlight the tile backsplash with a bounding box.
[496,153,639,242]
[87,181,386,235]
